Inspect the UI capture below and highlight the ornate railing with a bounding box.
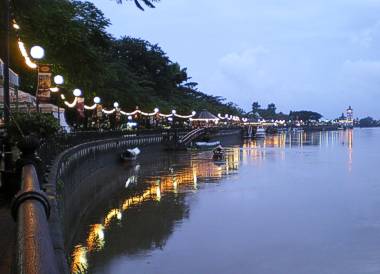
[11,137,60,274]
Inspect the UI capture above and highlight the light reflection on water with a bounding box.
[71,129,360,274]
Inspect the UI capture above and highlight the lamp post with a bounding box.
[72,89,82,129]
[30,45,45,112]
[52,75,64,127]
[93,96,101,129]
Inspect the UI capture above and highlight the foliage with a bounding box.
[8,112,59,142]
[251,102,260,114]
[115,0,160,11]
[250,101,323,121]
[289,111,322,121]
[9,0,244,121]
[359,117,379,127]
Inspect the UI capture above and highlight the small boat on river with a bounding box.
[191,141,221,150]
[213,145,225,161]
[120,147,140,161]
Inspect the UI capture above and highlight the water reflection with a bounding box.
[71,149,240,273]
[71,129,355,273]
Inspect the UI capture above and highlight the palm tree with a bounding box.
[116,0,160,10]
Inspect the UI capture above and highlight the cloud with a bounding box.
[91,0,380,118]
[343,59,380,78]
[350,21,380,48]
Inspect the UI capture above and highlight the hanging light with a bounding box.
[12,23,20,30]
[30,45,45,59]
[172,110,176,114]
[49,87,59,92]
[93,97,101,104]
[54,75,64,85]
[154,108,159,113]
[113,102,119,108]
[73,89,82,97]
[192,111,196,116]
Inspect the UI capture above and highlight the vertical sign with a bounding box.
[96,104,103,118]
[37,64,52,103]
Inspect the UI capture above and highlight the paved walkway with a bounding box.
[0,194,15,274]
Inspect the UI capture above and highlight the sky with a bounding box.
[91,0,380,119]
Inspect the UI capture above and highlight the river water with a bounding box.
[71,128,380,274]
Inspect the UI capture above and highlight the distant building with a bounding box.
[346,106,353,124]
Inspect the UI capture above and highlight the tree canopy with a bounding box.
[116,0,160,11]
[250,101,323,121]
[8,0,243,117]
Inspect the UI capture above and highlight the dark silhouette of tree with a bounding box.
[267,103,276,115]
[289,111,322,121]
[251,102,261,113]
[115,0,160,10]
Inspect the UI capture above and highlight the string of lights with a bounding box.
[11,18,248,122]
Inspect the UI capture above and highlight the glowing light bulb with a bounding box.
[73,89,82,97]
[93,97,101,104]
[54,75,64,85]
[30,46,44,59]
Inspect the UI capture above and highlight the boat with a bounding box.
[212,145,225,161]
[192,141,221,150]
[120,147,140,161]
[255,127,266,139]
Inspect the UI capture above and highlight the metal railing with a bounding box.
[11,137,60,274]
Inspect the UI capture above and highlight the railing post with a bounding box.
[11,135,60,274]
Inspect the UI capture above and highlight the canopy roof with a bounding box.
[192,110,219,121]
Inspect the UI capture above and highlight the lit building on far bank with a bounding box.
[346,106,354,128]
[337,106,354,128]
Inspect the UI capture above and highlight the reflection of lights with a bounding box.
[71,245,88,273]
[125,177,131,188]
[87,224,105,252]
[156,186,161,201]
[72,149,243,273]
[104,209,122,227]
[193,167,197,189]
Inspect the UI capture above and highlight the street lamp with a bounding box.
[30,45,44,112]
[30,46,45,60]
[53,75,64,127]
[53,75,64,85]
[93,96,101,104]
[113,102,119,108]
[73,89,82,97]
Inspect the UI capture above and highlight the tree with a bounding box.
[359,117,377,127]
[115,0,160,10]
[251,102,261,113]
[289,111,322,121]
[267,103,276,115]
[10,0,245,127]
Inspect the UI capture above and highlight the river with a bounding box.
[71,128,380,274]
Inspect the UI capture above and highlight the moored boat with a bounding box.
[255,127,266,139]
[192,141,221,150]
[212,145,225,161]
[120,147,140,161]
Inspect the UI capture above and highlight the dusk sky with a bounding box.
[91,0,380,119]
